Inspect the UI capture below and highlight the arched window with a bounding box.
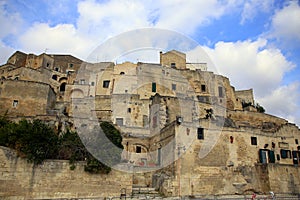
[60,82,66,92]
[120,72,125,75]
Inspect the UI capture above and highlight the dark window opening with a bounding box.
[197,128,204,140]
[152,82,156,92]
[60,82,66,92]
[201,84,206,92]
[251,137,257,145]
[90,82,95,86]
[172,84,176,91]
[280,149,291,159]
[46,63,50,68]
[296,139,299,145]
[12,100,18,108]
[103,80,110,88]
[120,72,125,75]
[136,146,142,153]
[277,154,281,161]
[69,63,73,68]
[218,86,223,98]
[52,75,57,80]
[128,108,131,113]
[171,63,176,68]
[55,67,59,72]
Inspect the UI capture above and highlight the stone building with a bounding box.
[0,50,299,197]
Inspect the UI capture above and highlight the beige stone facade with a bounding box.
[0,50,299,198]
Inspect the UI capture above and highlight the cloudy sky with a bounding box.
[1,0,300,126]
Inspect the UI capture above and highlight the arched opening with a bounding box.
[60,82,66,92]
[59,77,68,83]
[70,89,84,98]
[120,72,125,75]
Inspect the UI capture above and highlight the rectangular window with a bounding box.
[218,86,223,97]
[12,100,18,108]
[69,63,73,68]
[152,82,156,92]
[171,63,176,68]
[280,149,291,159]
[296,139,299,145]
[80,79,85,84]
[251,137,257,145]
[90,82,95,86]
[136,146,142,153]
[116,118,123,126]
[197,128,204,140]
[128,108,131,113]
[103,80,110,88]
[201,84,206,92]
[172,84,176,91]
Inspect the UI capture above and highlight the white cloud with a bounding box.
[203,39,295,96]
[271,1,300,43]
[240,0,273,24]
[257,82,300,125]
[18,23,93,59]
[0,1,23,38]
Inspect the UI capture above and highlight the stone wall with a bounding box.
[0,146,133,199]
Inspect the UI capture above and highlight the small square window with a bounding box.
[90,82,95,86]
[69,63,73,68]
[172,84,176,91]
[171,63,176,68]
[251,137,257,145]
[103,80,110,88]
[197,128,204,140]
[12,100,18,108]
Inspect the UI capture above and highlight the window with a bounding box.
[90,82,95,86]
[52,75,57,80]
[69,63,73,68]
[201,84,206,92]
[152,82,156,92]
[171,63,176,68]
[80,79,85,84]
[128,108,131,113]
[116,118,124,126]
[197,128,204,140]
[60,83,66,92]
[103,80,110,88]
[136,146,142,153]
[251,137,257,145]
[172,84,176,91]
[218,86,223,97]
[55,67,59,72]
[120,72,125,75]
[280,149,291,159]
[296,139,299,145]
[12,100,18,108]
[46,63,50,68]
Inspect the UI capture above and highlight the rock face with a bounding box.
[0,50,300,198]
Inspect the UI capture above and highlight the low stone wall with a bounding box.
[0,146,132,199]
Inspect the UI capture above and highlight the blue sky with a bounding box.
[0,0,300,125]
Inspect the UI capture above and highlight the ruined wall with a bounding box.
[0,146,133,199]
[235,89,254,105]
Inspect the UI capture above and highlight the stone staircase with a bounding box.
[131,185,162,199]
